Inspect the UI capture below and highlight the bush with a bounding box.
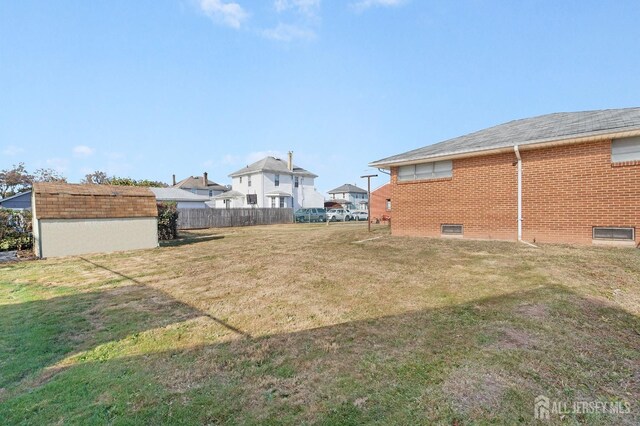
[0,209,33,251]
[157,202,179,240]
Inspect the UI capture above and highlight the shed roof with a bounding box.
[370,107,640,167]
[33,183,157,220]
[328,184,367,194]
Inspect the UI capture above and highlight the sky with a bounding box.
[1,0,639,195]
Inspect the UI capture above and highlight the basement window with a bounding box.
[398,160,452,182]
[441,224,463,235]
[592,227,635,241]
[611,136,640,162]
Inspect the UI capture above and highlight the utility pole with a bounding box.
[360,174,378,232]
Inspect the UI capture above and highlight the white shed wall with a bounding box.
[38,217,158,258]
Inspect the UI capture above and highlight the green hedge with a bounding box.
[0,209,32,251]
[157,202,179,240]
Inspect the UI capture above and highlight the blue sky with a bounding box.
[1,1,639,194]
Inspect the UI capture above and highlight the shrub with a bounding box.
[157,202,178,240]
[0,209,33,251]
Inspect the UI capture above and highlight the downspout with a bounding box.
[514,145,522,241]
[514,146,537,247]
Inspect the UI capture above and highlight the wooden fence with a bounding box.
[177,208,294,230]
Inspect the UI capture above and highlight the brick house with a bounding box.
[369,182,392,223]
[369,108,640,246]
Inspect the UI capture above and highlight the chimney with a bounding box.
[172,174,176,186]
[288,151,293,171]
[203,172,208,186]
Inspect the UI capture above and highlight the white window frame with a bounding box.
[398,160,452,182]
[275,174,280,187]
[612,137,640,163]
[248,175,252,187]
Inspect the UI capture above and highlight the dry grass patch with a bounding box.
[0,223,638,424]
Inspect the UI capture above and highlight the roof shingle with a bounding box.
[370,107,640,167]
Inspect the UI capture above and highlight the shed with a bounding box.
[32,183,158,258]
[0,190,32,210]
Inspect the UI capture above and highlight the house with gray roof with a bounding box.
[370,107,640,246]
[172,172,228,198]
[227,152,324,209]
[149,187,210,209]
[327,184,368,210]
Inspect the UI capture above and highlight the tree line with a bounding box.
[0,163,167,199]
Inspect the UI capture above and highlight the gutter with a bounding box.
[370,128,640,169]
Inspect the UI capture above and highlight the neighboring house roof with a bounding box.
[229,156,318,178]
[328,184,367,194]
[149,187,210,202]
[174,176,227,191]
[265,190,292,197]
[212,190,245,200]
[32,183,156,219]
[370,107,640,167]
[0,190,32,204]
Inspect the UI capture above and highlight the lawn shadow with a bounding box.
[0,257,249,395]
[2,284,638,424]
[159,235,225,248]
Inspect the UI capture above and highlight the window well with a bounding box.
[592,227,634,241]
[441,224,463,235]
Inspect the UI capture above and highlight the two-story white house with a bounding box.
[216,153,324,209]
[327,184,368,210]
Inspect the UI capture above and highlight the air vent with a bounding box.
[592,227,634,241]
[441,224,463,235]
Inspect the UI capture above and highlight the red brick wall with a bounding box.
[521,140,640,245]
[370,182,392,222]
[390,139,640,245]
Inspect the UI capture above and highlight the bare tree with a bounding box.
[33,168,67,183]
[81,170,109,185]
[0,163,32,198]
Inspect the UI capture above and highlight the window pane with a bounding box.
[612,137,640,162]
[415,163,434,180]
[397,166,414,181]
[434,160,453,178]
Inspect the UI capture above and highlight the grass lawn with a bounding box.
[1,223,639,424]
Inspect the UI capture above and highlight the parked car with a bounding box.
[295,208,326,223]
[326,208,352,222]
[351,210,369,221]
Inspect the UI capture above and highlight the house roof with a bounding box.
[149,187,210,202]
[229,156,317,178]
[32,183,157,220]
[0,190,32,203]
[212,190,245,200]
[370,107,640,167]
[328,184,367,194]
[174,176,227,191]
